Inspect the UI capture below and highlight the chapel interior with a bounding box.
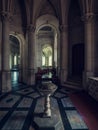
[0,0,98,130]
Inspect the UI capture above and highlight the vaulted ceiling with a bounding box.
[0,0,98,35]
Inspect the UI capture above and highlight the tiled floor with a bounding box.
[0,84,89,130]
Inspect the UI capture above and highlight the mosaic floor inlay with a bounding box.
[28,92,40,98]
[17,97,33,108]
[1,111,28,130]
[61,97,75,108]
[34,97,64,130]
[65,110,88,129]
[0,111,8,121]
[54,92,66,98]
[0,94,20,108]
[17,88,34,95]
[0,86,89,130]
[60,88,70,94]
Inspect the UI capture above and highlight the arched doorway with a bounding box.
[68,0,84,83]
[9,35,20,87]
[36,25,58,70]
[72,43,84,78]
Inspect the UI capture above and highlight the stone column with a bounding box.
[12,54,14,68]
[16,54,18,66]
[60,25,68,84]
[0,17,2,92]
[1,12,11,92]
[83,13,95,88]
[27,25,35,85]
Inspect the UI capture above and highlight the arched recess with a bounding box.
[42,44,52,67]
[9,32,26,87]
[35,14,60,72]
[68,0,85,82]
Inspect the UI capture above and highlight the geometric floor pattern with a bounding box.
[0,85,89,130]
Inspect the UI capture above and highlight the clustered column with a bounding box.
[83,13,95,88]
[1,12,11,92]
[60,24,68,84]
[27,24,35,85]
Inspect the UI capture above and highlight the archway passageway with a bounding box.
[10,35,20,85]
[72,43,84,77]
[68,0,84,83]
[35,15,60,78]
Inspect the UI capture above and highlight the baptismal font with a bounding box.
[37,81,57,118]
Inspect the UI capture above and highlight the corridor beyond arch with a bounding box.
[35,14,60,71]
[9,32,26,89]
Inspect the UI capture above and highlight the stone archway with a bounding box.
[72,43,84,77]
[35,14,60,73]
[9,34,20,87]
[9,32,26,88]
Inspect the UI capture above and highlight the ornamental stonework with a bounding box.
[59,25,68,32]
[1,11,13,22]
[27,25,36,32]
[81,13,94,23]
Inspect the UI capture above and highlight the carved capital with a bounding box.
[59,25,68,32]
[1,11,13,22]
[81,13,94,23]
[27,25,36,32]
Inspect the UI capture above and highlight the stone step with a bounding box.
[62,81,83,90]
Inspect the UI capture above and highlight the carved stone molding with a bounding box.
[27,24,36,32]
[1,11,13,22]
[81,13,94,23]
[59,25,68,32]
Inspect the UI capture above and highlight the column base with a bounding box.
[1,70,11,92]
[27,69,35,85]
[60,69,68,84]
[83,71,94,90]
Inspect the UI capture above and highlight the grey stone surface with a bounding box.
[17,97,33,108]
[0,111,8,121]
[1,111,28,130]
[34,97,64,130]
[65,110,88,129]
[0,94,20,108]
[61,97,74,108]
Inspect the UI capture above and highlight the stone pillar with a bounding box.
[60,25,68,84]
[27,25,35,85]
[83,13,95,89]
[12,54,14,68]
[1,12,11,92]
[0,17,2,92]
[16,54,18,66]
